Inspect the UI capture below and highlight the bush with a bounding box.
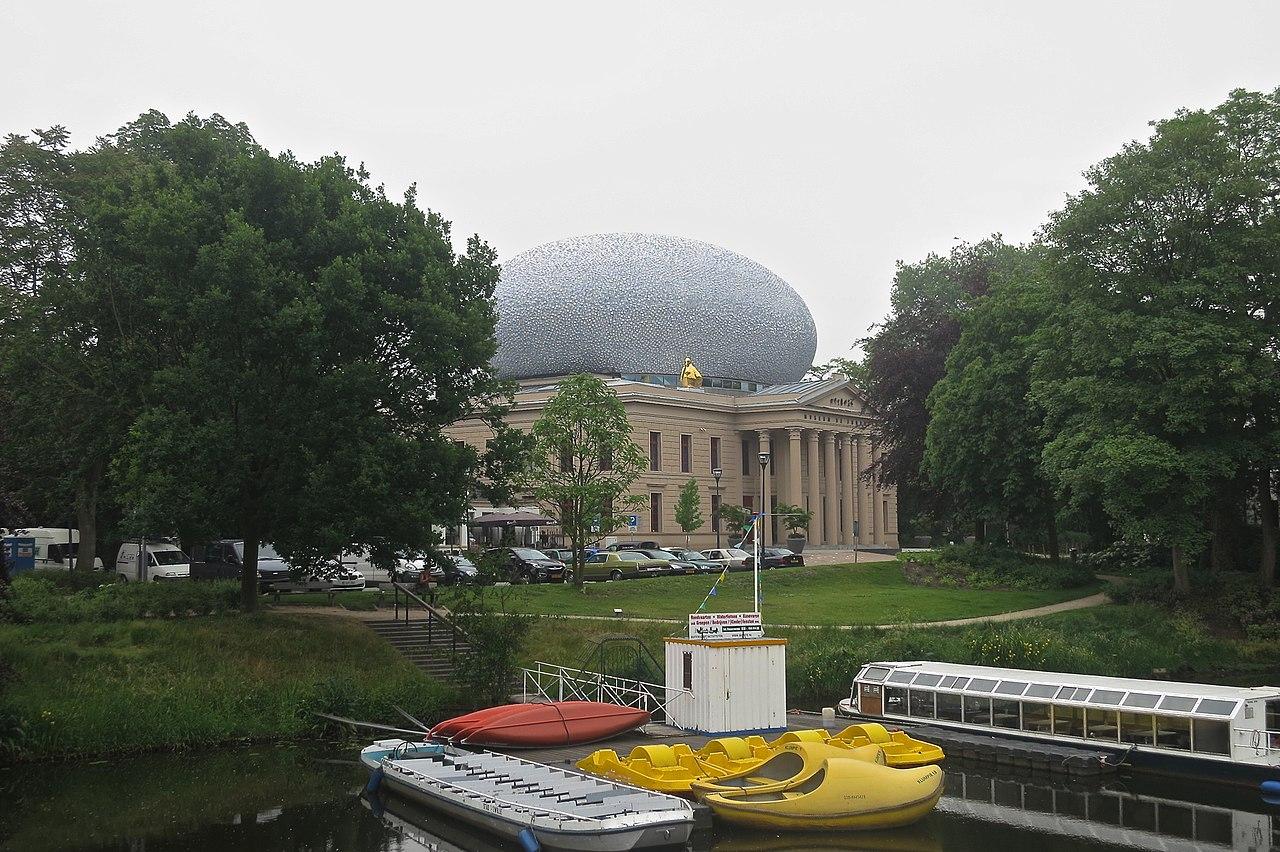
[900,543,1094,591]
[449,584,537,707]
[6,576,241,623]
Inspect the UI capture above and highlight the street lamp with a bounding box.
[711,467,723,549]
[756,451,770,614]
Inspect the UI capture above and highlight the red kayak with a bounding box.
[434,701,650,748]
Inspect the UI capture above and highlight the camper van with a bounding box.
[2,528,104,571]
[115,542,191,582]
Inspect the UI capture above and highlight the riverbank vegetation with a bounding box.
[451,561,1103,626]
[0,607,454,763]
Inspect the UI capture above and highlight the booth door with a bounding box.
[859,683,883,715]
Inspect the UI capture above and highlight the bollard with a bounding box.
[517,828,541,852]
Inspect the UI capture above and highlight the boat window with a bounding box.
[1195,699,1236,716]
[887,670,917,684]
[968,678,998,693]
[952,677,970,690]
[914,673,942,687]
[1159,695,1198,712]
[1056,686,1087,701]
[884,686,908,715]
[863,666,890,682]
[1153,715,1191,750]
[1191,718,1230,754]
[1119,711,1156,745]
[1086,708,1119,741]
[1121,692,1160,709]
[1021,702,1052,732]
[938,676,960,688]
[995,681,1028,696]
[936,692,963,722]
[1053,705,1084,737]
[963,695,992,725]
[991,698,1020,729]
[1267,699,1280,731]
[909,689,936,718]
[1091,689,1125,705]
[1025,684,1058,699]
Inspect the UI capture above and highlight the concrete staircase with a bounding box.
[365,617,472,683]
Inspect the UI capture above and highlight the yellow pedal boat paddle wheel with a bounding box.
[827,723,945,768]
[576,743,734,795]
[699,748,945,831]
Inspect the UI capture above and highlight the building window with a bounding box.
[682,652,693,690]
[650,492,662,532]
[711,494,721,532]
[680,434,692,473]
[649,432,661,471]
[710,437,721,473]
[883,499,889,533]
[743,494,753,511]
[600,446,612,471]
[741,439,751,475]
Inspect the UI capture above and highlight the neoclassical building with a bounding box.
[447,233,898,551]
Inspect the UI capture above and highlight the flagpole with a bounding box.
[753,514,760,613]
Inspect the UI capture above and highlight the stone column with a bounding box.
[856,433,873,548]
[838,434,854,546]
[806,429,821,544]
[871,440,884,545]
[787,428,803,522]
[822,432,838,546]
[885,485,900,548]
[757,430,772,546]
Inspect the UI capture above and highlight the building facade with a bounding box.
[447,374,898,551]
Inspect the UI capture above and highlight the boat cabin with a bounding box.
[846,661,1280,768]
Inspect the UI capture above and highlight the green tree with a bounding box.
[806,355,869,391]
[862,238,1007,540]
[775,503,814,538]
[925,244,1062,557]
[528,374,647,588]
[717,504,752,546]
[1033,89,1280,592]
[674,478,703,545]
[99,111,506,609]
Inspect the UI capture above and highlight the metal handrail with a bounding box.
[521,660,690,726]
[1235,727,1280,760]
[390,580,467,658]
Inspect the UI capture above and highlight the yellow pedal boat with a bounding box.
[576,743,733,794]
[690,741,886,798]
[701,750,945,831]
[828,723,944,767]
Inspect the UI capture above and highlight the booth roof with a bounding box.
[469,511,556,527]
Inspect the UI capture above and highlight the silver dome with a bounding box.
[492,233,817,385]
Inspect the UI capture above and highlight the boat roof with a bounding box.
[860,661,1280,702]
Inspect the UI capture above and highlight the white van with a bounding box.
[5,527,104,570]
[115,542,191,582]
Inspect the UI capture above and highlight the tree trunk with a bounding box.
[241,534,260,612]
[1045,514,1060,562]
[1260,468,1277,589]
[973,519,985,545]
[1171,544,1190,596]
[73,459,104,571]
[1209,504,1227,574]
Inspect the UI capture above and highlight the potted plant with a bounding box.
[777,503,814,554]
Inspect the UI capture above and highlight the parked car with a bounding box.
[192,540,291,591]
[743,547,805,570]
[631,548,700,575]
[579,551,662,581]
[540,548,574,563]
[703,547,752,569]
[614,550,674,577]
[429,553,480,585]
[484,547,568,583]
[606,541,662,552]
[664,548,724,573]
[115,541,191,582]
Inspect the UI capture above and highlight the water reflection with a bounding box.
[2,747,1277,852]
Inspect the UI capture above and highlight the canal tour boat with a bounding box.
[839,662,1280,786]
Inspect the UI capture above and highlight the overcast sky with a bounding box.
[5,1,1280,360]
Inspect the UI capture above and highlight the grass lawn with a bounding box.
[0,612,455,761]
[456,562,1105,626]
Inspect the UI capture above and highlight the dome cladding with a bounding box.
[492,233,817,385]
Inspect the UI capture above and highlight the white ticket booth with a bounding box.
[664,612,788,735]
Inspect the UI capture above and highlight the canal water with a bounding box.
[2,744,1277,851]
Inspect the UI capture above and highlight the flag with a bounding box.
[708,585,717,596]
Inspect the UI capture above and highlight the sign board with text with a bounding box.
[688,611,764,641]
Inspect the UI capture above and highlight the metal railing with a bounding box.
[1235,728,1280,761]
[390,580,466,657]
[521,661,690,726]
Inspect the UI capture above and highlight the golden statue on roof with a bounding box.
[680,357,703,388]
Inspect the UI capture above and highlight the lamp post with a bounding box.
[711,467,723,549]
[756,451,770,614]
